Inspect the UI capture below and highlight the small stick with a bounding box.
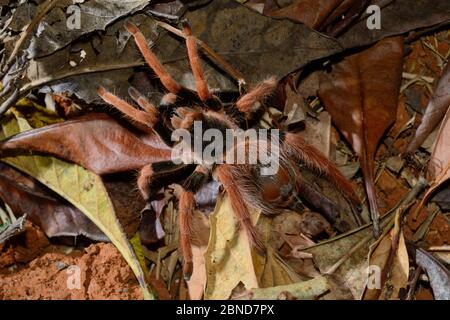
[0,214,27,244]
[0,87,19,118]
[402,72,435,84]
[406,267,423,300]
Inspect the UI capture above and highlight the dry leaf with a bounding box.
[406,63,450,154]
[319,36,404,234]
[363,229,409,300]
[0,113,171,175]
[414,105,450,215]
[187,210,210,300]
[204,195,258,300]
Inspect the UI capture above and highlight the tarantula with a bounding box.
[98,21,361,280]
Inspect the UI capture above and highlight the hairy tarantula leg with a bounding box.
[235,77,278,117]
[179,165,210,280]
[182,22,210,102]
[179,190,195,280]
[215,165,264,250]
[183,165,210,192]
[282,132,362,209]
[128,87,158,116]
[171,108,202,130]
[125,22,181,94]
[138,161,196,201]
[97,87,157,126]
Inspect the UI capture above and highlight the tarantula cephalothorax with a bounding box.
[97,21,361,280]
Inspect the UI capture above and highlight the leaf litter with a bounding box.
[0,0,450,300]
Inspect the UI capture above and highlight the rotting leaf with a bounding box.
[406,63,450,154]
[318,36,404,234]
[0,111,153,299]
[0,113,171,175]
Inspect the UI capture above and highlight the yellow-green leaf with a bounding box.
[130,233,149,276]
[253,215,302,287]
[0,112,153,299]
[204,195,259,300]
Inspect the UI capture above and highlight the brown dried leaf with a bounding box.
[186,210,210,300]
[0,113,171,175]
[0,162,107,241]
[318,37,404,233]
[407,63,450,154]
[415,105,450,213]
[363,229,409,300]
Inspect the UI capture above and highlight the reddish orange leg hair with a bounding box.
[183,22,211,101]
[179,190,195,280]
[235,77,278,116]
[97,86,157,126]
[215,165,264,250]
[125,22,181,94]
[283,132,361,206]
[128,87,158,117]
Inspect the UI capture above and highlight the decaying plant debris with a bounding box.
[0,0,450,300]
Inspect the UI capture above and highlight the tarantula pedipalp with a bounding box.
[97,21,361,280]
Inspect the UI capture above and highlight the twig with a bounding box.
[0,87,19,117]
[412,208,440,242]
[427,245,450,251]
[0,214,27,244]
[406,266,423,300]
[402,72,435,84]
